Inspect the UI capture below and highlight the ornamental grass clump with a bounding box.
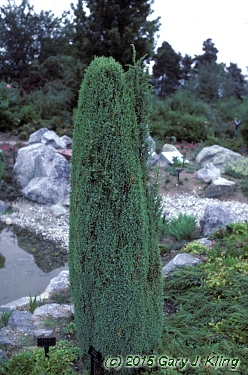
[69,52,163,372]
[159,213,197,241]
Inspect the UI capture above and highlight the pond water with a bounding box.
[0,225,68,306]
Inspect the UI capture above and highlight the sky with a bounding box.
[3,0,248,74]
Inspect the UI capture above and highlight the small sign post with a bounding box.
[37,337,56,358]
[176,168,183,184]
[88,346,102,375]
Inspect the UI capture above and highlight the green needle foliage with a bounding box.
[69,53,163,372]
[159,213,197,241]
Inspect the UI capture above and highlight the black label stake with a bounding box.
[88,346,102,375]
[37,337,56,358]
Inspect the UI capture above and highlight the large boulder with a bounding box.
[14,144,70,204]
[196,145,243,172]
[202,177,235,198]
[200,204,239,236]
[195,163,221,183]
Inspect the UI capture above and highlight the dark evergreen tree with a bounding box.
[71,0,160,67]
[223,63,246,100]
[180,53,193,83]
[152,41,181,98]
[69,54,163,372]
[0,0,69,81]
[187,39,222,102]
[193,38,218,70]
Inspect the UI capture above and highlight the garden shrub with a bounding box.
[149,101,212,143]
[225,157,248,178]
[69,54,163,372]
[182,241,209,255]
[0,340,79,375]
[0,81,20,130]
[162,222,248,374]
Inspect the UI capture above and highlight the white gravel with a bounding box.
[1,194,248,248]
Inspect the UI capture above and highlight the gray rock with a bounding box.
[34,329,54,338]
[8,311,35,332]
[195,163,221,183]
[147,152,160,166]
[60,135,72,147]
[0,350,4,359]
[146,135,156,154]
[28,128,49,145]
[0,200,9,214]
[162,144,178,152]
[196,145,243,172]
[195,238,213,247]
[1,297,30,310]
[200,204,239,236]
[156,154,168,167]
[50,205,67,218]
[22,177,70,205]
[33,303,73,319]
[162,253,201,275]
[41,130,67,149]
[0,333,14,346]
[43,270,70,296]
[202,177,235,198]
[14,144,71,204]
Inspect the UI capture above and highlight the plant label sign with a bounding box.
[88,345,102,364]
[37,337,56,357]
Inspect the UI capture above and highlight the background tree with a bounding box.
[69,54,163,371]
[221,63,246,100]
[71,0,160,67]
[180,53,193,84]
[152,41,181,98]
[187,39,222,102]
[0,0,69,82]
[193,38,218,70]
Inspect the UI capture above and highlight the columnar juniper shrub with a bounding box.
[69,54,163,372]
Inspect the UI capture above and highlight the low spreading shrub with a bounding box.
[0,340,80,375]
[225,157,248,178]
[162,222,248,374]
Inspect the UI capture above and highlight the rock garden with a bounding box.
[0,128,248,373]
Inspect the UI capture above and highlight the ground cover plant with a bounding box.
[0,340,80,375]
[159,222,248,374]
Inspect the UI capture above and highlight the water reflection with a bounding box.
[0,224,68,305]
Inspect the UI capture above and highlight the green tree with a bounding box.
[180,53,193,83]
[152,41,181,98]
[194,38,218,70]
[69,54,163,371]
[0,0,69,81]
[222,63,246,100]
[187,39,223,102]
[71,0,160,67]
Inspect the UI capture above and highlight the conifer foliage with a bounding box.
[69,53,163,372]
